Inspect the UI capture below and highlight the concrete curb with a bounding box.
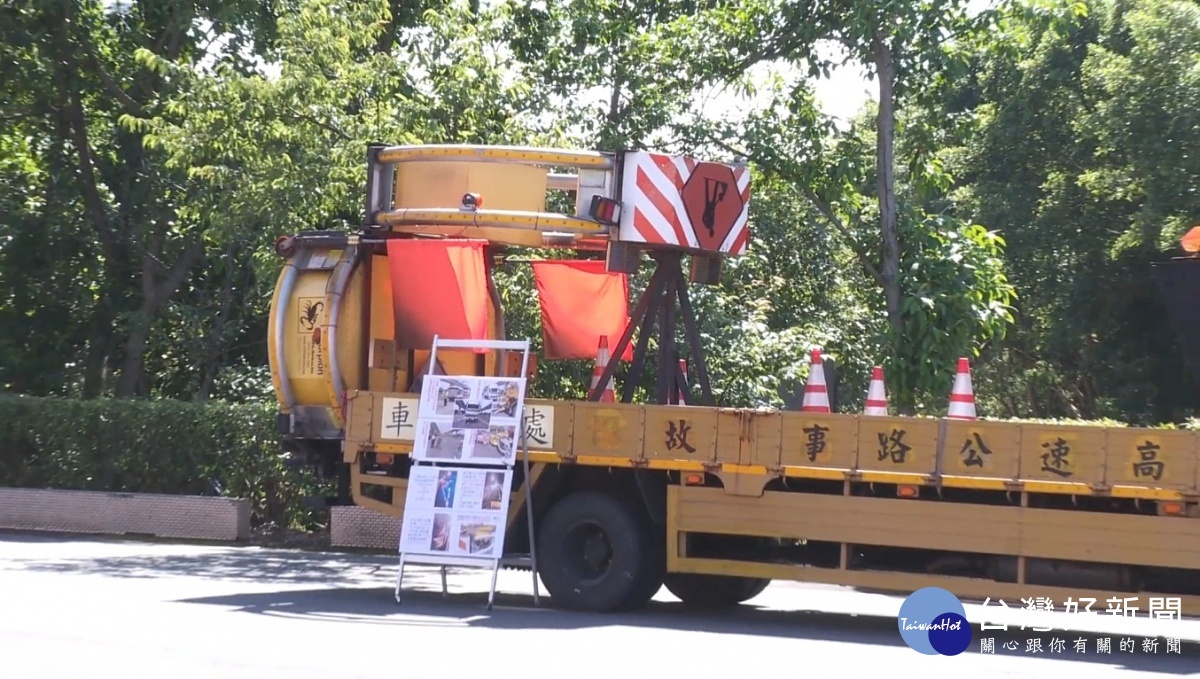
[0,488,404,551]
[0,487,250,542]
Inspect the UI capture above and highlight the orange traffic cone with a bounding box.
[864,366,888,416]
[801,349,831,413]
[678,358,689,405]
[947,357,976,420]
[590,336,616,403]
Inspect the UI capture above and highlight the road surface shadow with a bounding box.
[175,584,1200,672]
[0,532,399,584]
[6,532,1199,672]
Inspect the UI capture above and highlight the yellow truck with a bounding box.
[268,142,1200,614]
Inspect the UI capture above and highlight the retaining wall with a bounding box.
[0,488,250,541]
[330,505,401,550]
[0,488,407,549]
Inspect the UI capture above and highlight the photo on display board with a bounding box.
[433,469,457,509]
[430,513,452,552]
[481,471,506,510]
[478,379,522,419]
[412,375,528,465]
[420,421,466,460]
[470,425,517,462]
[456,516,500,556]
[430,377,473,417]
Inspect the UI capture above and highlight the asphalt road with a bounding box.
[2,532,1199,678]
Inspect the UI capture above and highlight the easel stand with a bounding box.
[394,336,540,611]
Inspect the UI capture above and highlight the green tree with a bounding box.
[642,0,1017,411]
[933,0,1200,423]
[0,0,277,398]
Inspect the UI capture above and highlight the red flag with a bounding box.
[531,259,633,361]
[385,238,490,352]
[1183,226,1200,254]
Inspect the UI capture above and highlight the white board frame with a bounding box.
[394,335,540,611]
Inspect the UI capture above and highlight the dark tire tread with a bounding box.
[663,573,772,609]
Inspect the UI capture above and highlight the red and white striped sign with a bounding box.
[616,151,751,255]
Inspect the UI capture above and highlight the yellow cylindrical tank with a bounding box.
[267,235,503,431]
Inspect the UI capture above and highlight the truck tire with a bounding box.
[663,573,771,609]
[536,491,663,613]
[618,512,666,611]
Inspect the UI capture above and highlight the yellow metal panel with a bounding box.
[941,419,1021,480]
[571,402,644,458]
[746,410,782,468]
[528,451,563,464]
[715,409,743,465]
[666,484,683,568]
[643,405,716,462]
[1020,425,1106,485]
[1023,480,1093,494]
[675,486,1022,554]
[858,471,934,485]
[1109,486,1188,500]
[939,477,1010,491]
[1105,428,1198,493]
[370,442,415,455]
[779,412,858,469]
[782,466,847,481]
[722,464,771,476]
[393,160,549,212]
[856,416,939,475]
[675,485,1200,569]
[574,454,705,471]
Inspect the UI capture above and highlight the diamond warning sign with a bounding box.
[614,152,751,255]
[681,162,744,252]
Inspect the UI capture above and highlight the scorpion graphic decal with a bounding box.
[300,300,324,332]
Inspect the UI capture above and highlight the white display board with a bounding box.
[412,375,527,466]
[398,465,512,562]
[395,336,540,611]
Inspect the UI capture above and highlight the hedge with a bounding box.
[0,394,330,530]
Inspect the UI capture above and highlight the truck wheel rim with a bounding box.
[565,522,613,580]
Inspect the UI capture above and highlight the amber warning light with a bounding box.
[1182,226,1200,255]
